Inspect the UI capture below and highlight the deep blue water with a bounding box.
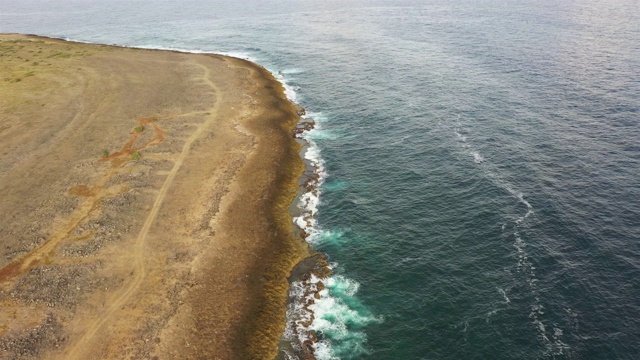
[2,0,640,358]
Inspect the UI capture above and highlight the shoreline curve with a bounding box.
[0,33,312,359]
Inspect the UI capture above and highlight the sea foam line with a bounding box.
[59,35,258,62]
[452,116,569,356]
[274,71,379,360]
[274,70,333,360]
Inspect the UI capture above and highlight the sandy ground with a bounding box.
[0,34,310,359]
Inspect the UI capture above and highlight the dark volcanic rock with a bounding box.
[0,314,66,359]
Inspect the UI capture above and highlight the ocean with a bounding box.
[2,0,640,358]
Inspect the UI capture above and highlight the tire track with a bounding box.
[66,59,222,360]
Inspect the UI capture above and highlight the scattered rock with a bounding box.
[0,313,66,359]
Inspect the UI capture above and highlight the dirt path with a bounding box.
[65,60,222,360]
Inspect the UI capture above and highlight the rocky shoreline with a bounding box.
[0,34,311,359]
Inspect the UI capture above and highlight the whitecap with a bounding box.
[498,288,511,303]
[309,273,382,359]
[471,151,484,164]
[281,68,305,75]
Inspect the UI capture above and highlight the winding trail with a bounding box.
[66,60,222,360]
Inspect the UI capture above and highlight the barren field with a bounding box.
[0,34,309,359]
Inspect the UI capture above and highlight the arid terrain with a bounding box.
[0,34,310,359]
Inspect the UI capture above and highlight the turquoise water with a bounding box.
[3,1,640,358]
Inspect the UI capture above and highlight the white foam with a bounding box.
[281,68,305,75]
[216,51,256,61]
[508,190,533,224]
[282,82,299,102]
[471,151,484,164]
[283,269,380,359]
[274,72,299,102]
[135,45,257,61]
[553,327,563,337]
[60,36,258,61]
[136,44,206,53]
[498,288,511,303]
[514,217,558,353]
[291,119,327,245]
[273,68,377,360]
[307,273,381,359]
[313,341,338,360]
[451,118,569,355]
[305,111,329,123]
[485,309,498,323]
[272,71,331,355]
[283,274,324,353]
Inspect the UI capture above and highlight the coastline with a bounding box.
[0,34,312,359]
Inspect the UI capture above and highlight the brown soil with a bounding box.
[0,34,310,359]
